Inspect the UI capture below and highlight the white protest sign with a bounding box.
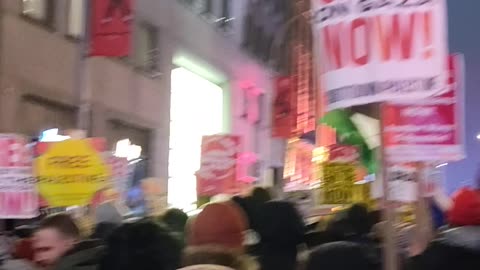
[311,0,448,110]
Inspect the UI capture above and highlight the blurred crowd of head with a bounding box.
[1,186,479,270]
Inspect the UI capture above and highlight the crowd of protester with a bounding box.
[0,187,479,270]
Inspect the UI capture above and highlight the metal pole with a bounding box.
[74,0,92,133]
[379,103,398,270]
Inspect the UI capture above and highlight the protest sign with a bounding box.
[0,134,38,218]
[422,165,445,197]
[371,163,417,202]
[322,162,356,204]
[383,54,464,162]
[103,153,129,200]
[141,177,165,216]
[196,135,240,197]
[311,0,448,110]
[35,139,111,207]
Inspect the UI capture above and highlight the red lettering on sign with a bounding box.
[320,11,433,74]
[350,18,369,66]
[376,13,416,61]
[323,23,344,71]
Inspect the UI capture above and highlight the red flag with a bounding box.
[90,0,133,57]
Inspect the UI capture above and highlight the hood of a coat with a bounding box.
[443,226,480,252]
[53,240,104,270]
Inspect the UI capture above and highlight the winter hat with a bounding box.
[448,188,480,226]
[188,202,248,249]
[95,202,123,225]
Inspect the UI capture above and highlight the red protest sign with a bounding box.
[0,134,38,218]
[383,54,465,162]
[90,0,133,57]
[196,135,240,197]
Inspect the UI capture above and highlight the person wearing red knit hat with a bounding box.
[184,202,258,270]
[188,202,248,250]
[448,188,480,226]
[407,188,480,270]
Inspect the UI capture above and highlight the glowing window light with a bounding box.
[114,139,142,161]
[169,67,224,210]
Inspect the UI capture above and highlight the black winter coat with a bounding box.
[306,241,381,270]
[407,226,480,270]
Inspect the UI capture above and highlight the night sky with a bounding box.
[444,0,480,193]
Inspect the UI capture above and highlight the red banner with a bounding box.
[272,76,297,138]
[90,0,133,57]
[383,54,465,162]
[196,135,240,197]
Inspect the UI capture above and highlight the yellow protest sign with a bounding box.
[35,139,111,207]
[322,162,356,204]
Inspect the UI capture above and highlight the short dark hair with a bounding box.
[161,208,188,233]
[38,214,80,240]
[250,187,272,205]
[100,220,182,270]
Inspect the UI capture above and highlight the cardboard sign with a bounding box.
[0,134,38,218]
[311,0,449,110]
[35,139,111,207]
[383,54,464,162]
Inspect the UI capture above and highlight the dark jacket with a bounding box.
[306,241,380,270]
[407,226,480,270]
[53,240,104,270]
[256,201,305,270]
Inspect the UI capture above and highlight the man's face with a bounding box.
[33,228,75,269]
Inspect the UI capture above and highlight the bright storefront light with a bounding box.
[169,67,224,210]
[39,128,71,142]
[114,139,142,161]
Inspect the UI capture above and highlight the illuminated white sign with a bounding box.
[39,129,71,142]
[114,139,142,160]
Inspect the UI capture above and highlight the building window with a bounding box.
[220,0,232,29]
[67,0,85,38]
[135,23,159,73]
[202,0,212,15]
[22,0,55,28]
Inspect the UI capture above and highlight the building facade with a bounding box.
[0,0,275,210]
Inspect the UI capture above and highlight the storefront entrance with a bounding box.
[168,67,225,211]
